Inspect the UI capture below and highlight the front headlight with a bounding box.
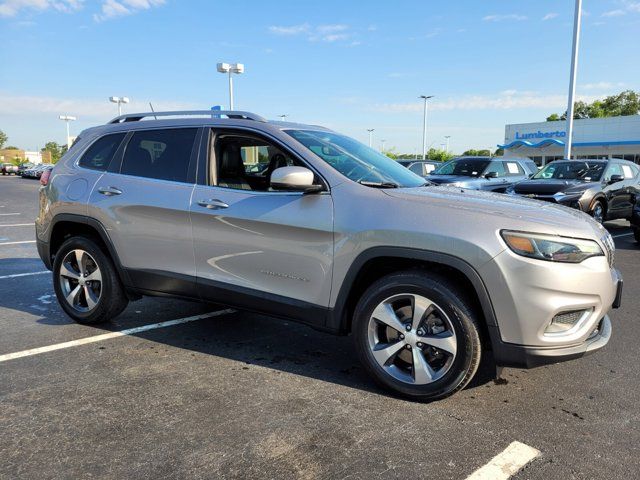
[501,230,604,263]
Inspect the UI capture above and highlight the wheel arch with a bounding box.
[48,214,133,289]
[328,247,499,345]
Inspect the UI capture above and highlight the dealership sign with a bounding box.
[515,130,566,140]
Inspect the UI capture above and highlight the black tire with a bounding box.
[352,271,482,401]
[53,236,128,324]
[590,200,606,224]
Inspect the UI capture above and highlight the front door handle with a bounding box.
[197,198,229,209]
[98,186,123,196]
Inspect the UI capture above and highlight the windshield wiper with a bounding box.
[358,180,399,188]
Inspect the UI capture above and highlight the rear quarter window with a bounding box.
[79,133,126,171]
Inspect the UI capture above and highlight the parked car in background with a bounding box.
[18,163,34,175]
[1,163,19,175]
[35,109,621,401]
[23,164,51,179]
[397,160,440,177]
[426,156,537,192]
[506,159,639,223]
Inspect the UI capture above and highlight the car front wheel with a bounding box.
[352,271,482,401]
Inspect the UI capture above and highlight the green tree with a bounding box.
[547,89,640,121]
[42,141,66,164]
[4,145,19,150]
[427,148,455,162]
[0,129,7,149]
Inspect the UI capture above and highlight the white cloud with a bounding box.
[93,0,164,22]
[268,22,354,43]
[580,81,625,90]
[367,90,605,113]
[268,23,310,35]
[482,14,527,22]
[602,9,626,17]
[0,0,82,17]
[0,92,197,118]
[542,12,558,21]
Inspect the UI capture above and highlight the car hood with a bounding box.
[427,175,482,185]
[382,185,606,238]
[513,179,595,195]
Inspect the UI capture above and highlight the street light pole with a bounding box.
[109,96,130,116]
[381,139,386,153]
[58,115,77,148]
[367,128,375,148]
[419,95,434,160]
[564,0,583,160]
[444,135,451,153]
[217,63,245,110]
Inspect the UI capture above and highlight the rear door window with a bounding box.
[504,161,525,176]
[79,133,126,171]
[120,128,197,183]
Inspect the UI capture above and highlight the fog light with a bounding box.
[545,309,592,334]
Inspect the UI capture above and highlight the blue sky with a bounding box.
[1,0,639,153]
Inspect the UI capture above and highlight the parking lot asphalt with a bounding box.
[1,175,639,480]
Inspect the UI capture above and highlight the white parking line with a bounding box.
[0,270,49,280]
[612,232,634,238]
[466,441,540,480]
[0,240,36,245]
[0,213,20,216]
[0,223,34,227]
[0,309,235,363]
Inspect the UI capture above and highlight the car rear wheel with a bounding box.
[53,236,128,324]
[352,271,482,401]
[590,200,606,223]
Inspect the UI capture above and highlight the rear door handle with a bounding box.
[98,186,123,196]
[197,198,229,209]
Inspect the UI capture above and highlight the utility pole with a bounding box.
[419,95,434,160]
[564,0,582,160]
[367,128,375,148]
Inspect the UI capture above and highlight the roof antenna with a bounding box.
[149,102,157,120]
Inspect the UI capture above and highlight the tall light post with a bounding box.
[381,139,386,153]
[367,128,375,148]
[58,115,76,148]
[444,135,451,153]
[564,0,583,160]
[217,62,245,110]
[419,95,434,160]
[109,96,129,116]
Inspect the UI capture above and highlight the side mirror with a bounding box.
[485,171,498,179]
[608,174,624,184]
[271,166,323,193]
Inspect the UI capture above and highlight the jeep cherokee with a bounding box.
[36,110,622,401]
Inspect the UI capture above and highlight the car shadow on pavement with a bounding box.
[113,307,497,399]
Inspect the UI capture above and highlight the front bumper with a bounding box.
[491,315,612,368]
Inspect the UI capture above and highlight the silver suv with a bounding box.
[36,110,622,401]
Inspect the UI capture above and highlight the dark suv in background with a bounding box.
[427,156,537,192]
[507,159,640,223]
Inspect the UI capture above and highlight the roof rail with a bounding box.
[108,110,267,124]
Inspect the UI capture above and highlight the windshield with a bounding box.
[432,159,491,177]
[532,161,605,181]
[285,129,425,187]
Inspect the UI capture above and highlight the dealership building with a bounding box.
[499,115,640,166]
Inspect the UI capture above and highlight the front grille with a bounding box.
[602,233,615,268]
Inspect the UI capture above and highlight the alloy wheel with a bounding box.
[58,249,103,313]
[367,293,457,385]
[592,203,604,223]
